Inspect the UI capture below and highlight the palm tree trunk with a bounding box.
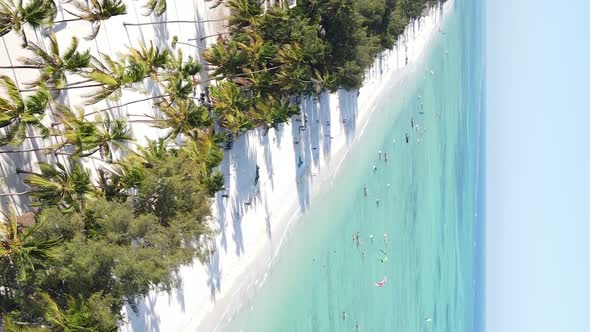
[200,66,282,84]
[233,65,284,78]
[0,191,30,197]
[0,147,55,154]
[200,32,231,41]
[0,65,42,69]
[67,78,95,86]
[22,135,55,140]
[123,19,225,27]
[15,168,40,176]
[84,94,171,117]
[53,18,83,24]
[55,148,98,158]
[127,118,159,123]
[19,83,105,93]
[175,41,209,51]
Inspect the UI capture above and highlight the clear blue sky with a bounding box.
[486,0,590,331]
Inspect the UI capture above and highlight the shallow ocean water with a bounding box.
[224,1,484,331]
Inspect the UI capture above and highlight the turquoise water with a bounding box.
[225,1,485,331]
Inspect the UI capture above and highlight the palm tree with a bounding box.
[309,68,335,94]
[81,46,204,113]
[209,81,252,133]
[0,0,57,46]
[0,75,50,146]
[161,48,202,82]
[56,0,127,40]
[20,161,94,212]
[17,32,92,89]
[156,48,201,100]
[53,105,132,161]
[83,53,146,105]
[235,30,274,66]
[251,94,299,130]
[153,97,213,141]
[202,38,249,79]
[274,43,313,95]
[226,0,264,32]
[0,208,62,278]
[51,105,96,156]
[127,41,169,80]
[182,135,223,177]
[92,114,133,161]
[30,292,118,331]
[97,160,144,201]
[84,46,200,106]
[133,138,168,165]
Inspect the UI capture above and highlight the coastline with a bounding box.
[120,1,455,331]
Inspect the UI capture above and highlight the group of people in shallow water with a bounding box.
[342,112,431,330]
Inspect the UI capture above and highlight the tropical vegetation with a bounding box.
[0,0,445,329]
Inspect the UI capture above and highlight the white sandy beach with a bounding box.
[120,1,455,331]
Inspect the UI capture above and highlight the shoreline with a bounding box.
[120,1,455,331]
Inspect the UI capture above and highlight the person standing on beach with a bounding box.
[254,165,260,185]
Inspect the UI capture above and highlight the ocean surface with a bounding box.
[224,0,485,331]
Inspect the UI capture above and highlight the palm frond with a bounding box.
[24,161,93,212]
[0,75,23,107]
[143,0,166,17]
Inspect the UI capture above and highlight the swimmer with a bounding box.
[356,321,359,332]
[384,152,388,162]
[361,251,366,261]
[411,118,415,128]
[405,133,409,144]
[373,165,377,172]
[369,234,374,243]
[343,311,347,320]
[378,150,382,160]
[376,199,380,207]
[384,233,388,243]
[387,183,390,189]
[363,185,368,197]
[375,276,387,287]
